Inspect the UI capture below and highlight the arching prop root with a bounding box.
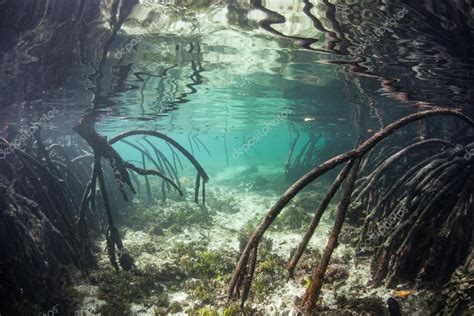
[118,137,184,204]
[74,119,209,270]
[357,143,474,288]
[109,129,209,202]
[227,109,474,313]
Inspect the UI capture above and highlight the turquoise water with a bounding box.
[100,41,358,188]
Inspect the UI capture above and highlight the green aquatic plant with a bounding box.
[197,307,219,316]
[250,251,286,301]
[125,240,160,257]
[185,278,222,306]
[258,255,280,274]
[169,223,183,233]
[272,204,311,231]
[165,243,239,307]
[168,301,183,313]
[204,189,241,214]
[195,251,227,277]
[189,304,254,316]
[238,221,273,253]
[120,205,160,230]
[122,201,216,235]
[293,191,325,211]
[94,266,169,315]
[187,248,235,279]
[170,241,236,280]
[193,283,215,304]
[223,304,242,316]
[161,203,215,230]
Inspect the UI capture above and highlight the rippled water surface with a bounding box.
[3,0,471,173]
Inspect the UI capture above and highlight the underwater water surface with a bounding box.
[1,0,473,315]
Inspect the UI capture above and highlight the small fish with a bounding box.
[367,128,374,133]
[304,117,316,122]
[392,290,413,298]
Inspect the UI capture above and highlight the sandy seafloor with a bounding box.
[74,165,433,315]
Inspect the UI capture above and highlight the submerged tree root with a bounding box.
[74,118,208,271]
[0,132,98,312]
[364,147,474,288]
[228,108,474,313]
